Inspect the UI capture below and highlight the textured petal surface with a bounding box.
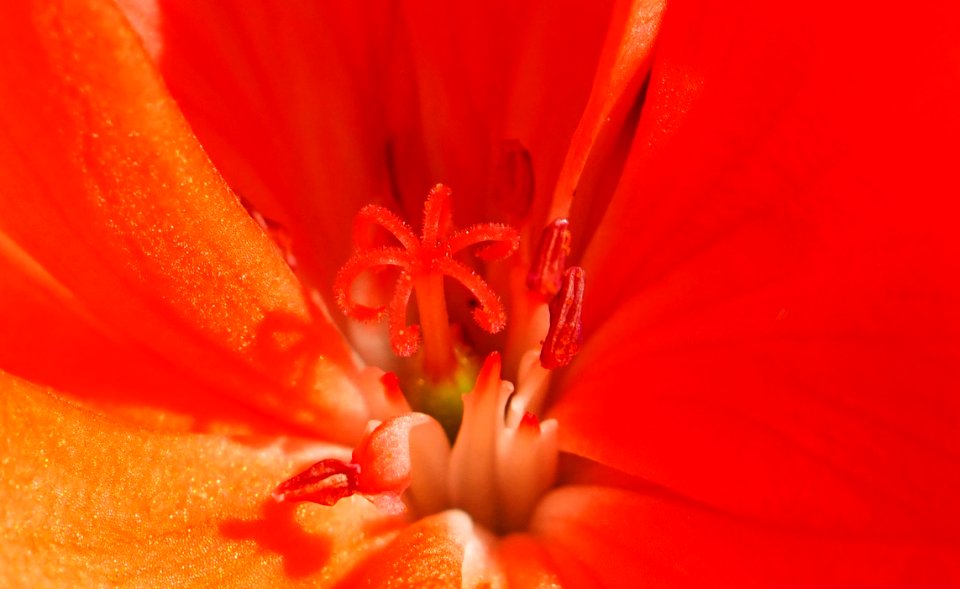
[116,0,396,297]
[0,232,306,434]
[0,371,402,588]
[531,487,960,588]
[119,0,615,236]
[334,511,471,589]
[552,0,960,548]
[0,0,365,440]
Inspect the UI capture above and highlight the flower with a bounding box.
[2,0,960,587]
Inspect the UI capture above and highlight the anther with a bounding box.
[274,413,450,515]
[334,184,520,379]
[272,459,360,506]
[527,219,572,297]
[540,266,585,369]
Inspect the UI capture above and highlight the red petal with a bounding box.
[0,0,365,439]
[553,0,960,541]
[384,0,617,228]
[550,0,666,245]
[116,0,395,297]
[532,487,960,587]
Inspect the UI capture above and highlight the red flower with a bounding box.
[2,0,960,587]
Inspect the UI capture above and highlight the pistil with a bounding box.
[412,273,455,377]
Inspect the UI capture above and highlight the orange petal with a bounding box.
[0,0,365,440]
[0,231,292,434]
[532,486,960,587]
[336,511,471,588]
[496,534,564,588]
[0,371,400,587]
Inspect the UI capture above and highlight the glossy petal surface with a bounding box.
[554,0,960,548]
[532,487,960,587]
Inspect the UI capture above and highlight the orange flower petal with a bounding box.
[336,511,471,588]
[0,371,400,587]
[532,487,960,587]
[552,0,960,541]
[0,0,365,440]
[496,534,564,588]
[0,232,289,433]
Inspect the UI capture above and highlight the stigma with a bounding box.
[334,184,519,380]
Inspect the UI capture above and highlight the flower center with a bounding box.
[274,185,587,533]
[334,184,519,436]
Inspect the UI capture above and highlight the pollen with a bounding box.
[540,266,585,369]
[527,218,572,297]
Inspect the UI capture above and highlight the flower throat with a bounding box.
[334,184,521,437]
[273,182,586,532]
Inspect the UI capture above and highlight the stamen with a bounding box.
[272,459,359,506]
[273,413,450,516]
[496,410,558,532]
[448,353,513,528]
[540,266,585,369]
[527,219,572,296]
[334,183,520,380]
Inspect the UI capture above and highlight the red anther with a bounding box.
[274,413,447,514]
[380,372,405,402]
[527,219,572,296]
[492,140,534,222]
[540,266,585,369]
[272,458,360,506]
[518,411,541,434]
[334,184,520,366]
